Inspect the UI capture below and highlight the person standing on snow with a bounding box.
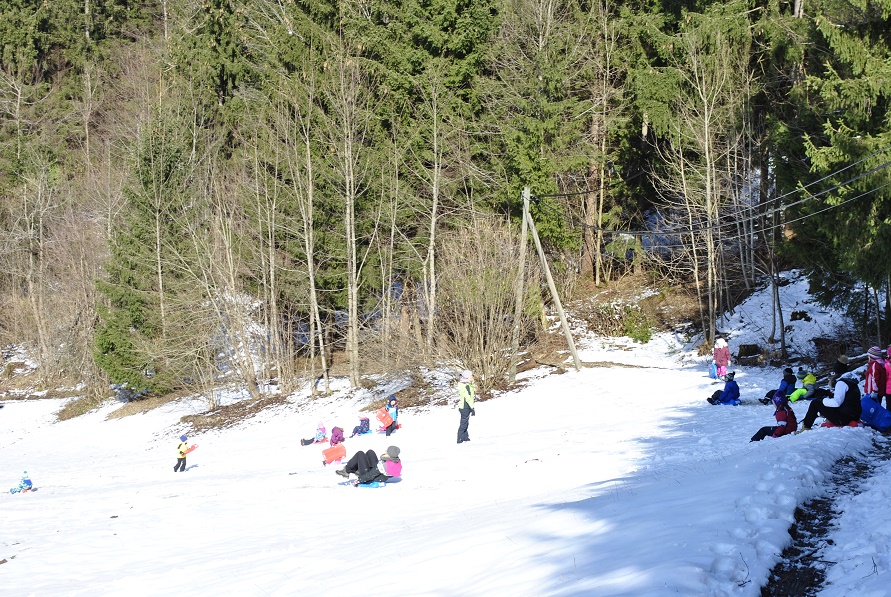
[713,338,731,380]
[864,346,887,403]
[456,369,477,444]
[174,435,190,472]
[384,395,399,436]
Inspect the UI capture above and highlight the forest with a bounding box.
[0,0,889,405]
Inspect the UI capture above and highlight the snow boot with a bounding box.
[336,468,350,478]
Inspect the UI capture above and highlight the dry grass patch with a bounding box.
[180,394,291,433]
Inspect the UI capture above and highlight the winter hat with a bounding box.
[837,355,849,365]
[796,368,807,380]
[459,369,473,382]
[180,435,187,442]
[867,346,886,360]
[22,471,28,478]
[783,367,794,376]
[388,395,397,404]
[715,338,727,348]
[381,446,401,461]
[772,390,788,408]
[317,421,325,429]
[725,371,736,381]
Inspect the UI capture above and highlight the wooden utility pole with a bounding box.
[509,188,531,381]
[524,187,582,372]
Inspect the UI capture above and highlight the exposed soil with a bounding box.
[761,436,891,596]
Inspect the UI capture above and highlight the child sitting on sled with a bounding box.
[707,371,741,405]
[300,421,327,446]
[350,417,371,437]
[9,471,33,494]
[751,391,798,441]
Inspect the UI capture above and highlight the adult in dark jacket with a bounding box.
[800,372,862,430]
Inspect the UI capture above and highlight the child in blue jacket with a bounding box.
[383,396,399,436]
[707,372,741,405]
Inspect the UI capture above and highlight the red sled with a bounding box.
[323,442,346,464]
[183,444,198,455]
[820,421,861,429]
[377,423,402,433]
[376,407,393,427]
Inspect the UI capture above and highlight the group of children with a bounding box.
[707,339,891,442]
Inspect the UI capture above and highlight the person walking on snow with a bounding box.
[174,435,190,472]
[751,391,798,441]
[713,338,731,380]
[456,369,477,444]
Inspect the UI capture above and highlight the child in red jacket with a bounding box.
[750,391,798,441]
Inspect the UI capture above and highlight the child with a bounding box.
[707,371,741,405]
[300,421,326,446]
[174,435,190,472]
[330,426,345,446]
[384,396,399,436]
[759,367,798,405]
[788,368,818,402]
[713,338,731,380]
[864,346,887,403]
[456,369,477,443]
[335,446,402,485]
[751,390,798,441]
[350,417,371,437]
[9,471,33,494]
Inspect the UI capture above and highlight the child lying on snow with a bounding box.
[750,391,798,441]
[707,372,740,405]
[335,446,402,485]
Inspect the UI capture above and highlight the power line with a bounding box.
[529,152,891,240]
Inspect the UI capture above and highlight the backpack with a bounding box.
[860,395,891,432]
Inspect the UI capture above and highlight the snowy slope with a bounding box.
[2,271,890,597]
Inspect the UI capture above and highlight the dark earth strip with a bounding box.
[762,435,891,597]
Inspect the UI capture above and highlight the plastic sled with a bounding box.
[357,481,387,488]
[376,407,393,427]
[322,442,346,464]
[820,420,862,429]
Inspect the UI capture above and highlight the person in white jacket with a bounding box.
[799,371,862,431]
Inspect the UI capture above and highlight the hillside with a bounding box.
[2,271,891,596]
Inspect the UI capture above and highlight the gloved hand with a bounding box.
[471,408,476,416]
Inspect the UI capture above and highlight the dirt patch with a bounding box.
[105,389,194,420]
[762,439,891,596]
[179,394,291,433]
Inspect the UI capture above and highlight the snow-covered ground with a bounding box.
[2,271,890,596]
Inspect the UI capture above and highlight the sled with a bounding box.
[820,420,862,429]
[356,481,387,488]
[322,442,346,464]
[183,444,198,456]
[376,407,393,427]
